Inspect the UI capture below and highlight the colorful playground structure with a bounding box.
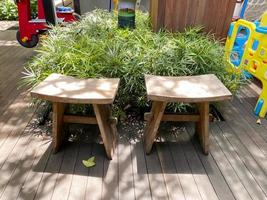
[225,11,267,118]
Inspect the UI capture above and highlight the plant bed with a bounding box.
[23,9,246,119]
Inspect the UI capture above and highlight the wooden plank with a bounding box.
[150,0,165,32]
[173,0,188,32]
[197,102,209,154]
[203,0,218,33]
[101,144,119,199]
[217,121,267,196]
[118,132,135,200]
[63,115,98,124]
[52,102,65,153]
[149,0,158,31]
[34,147,65,200]
[145,74,232,103]
[63,115,117,125]
[0,81,26,115]
[0,48,33,114]
[164,0,175,31]
[168,135,202,200]
[51,142,79,200]
[158,0,166,31]
[185,0,198,27]
[164,113,200,122]
[144,113,201,122]
[0,94,36,171]
[0,47,25,89]
[145,146,169,199]
[230,97,267,150]
[208,128,252,200]
[195,0,207,26]
[131,141,152,199]
[186,123,236,200]
[0,45,24,75]
[144,101,167,154]
[179,128,219,200]
[31,73,120,104]
[68,143,92,200]
[0,126,35,197]
[238,88,267,135]
[221,0,236,39]
[211,123,267,200]
[17,143,52,200]
[85,143,105,200]
[156,143,186,200]
[0,92,32,148]
[220,101,267,173]
[215,0,230,38]
[0,49,32,91]
[149,0,235,39]
[0,135,49,200]
[93,104,116,159]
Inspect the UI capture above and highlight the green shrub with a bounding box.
[23,10,245,116]
[0,0,37,20]
[0,0,18,20]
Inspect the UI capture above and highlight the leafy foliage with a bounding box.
[0,0,37,20]
[0,0,18,20]
[24,10,245,116]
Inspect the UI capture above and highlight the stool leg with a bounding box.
[197,102,209,155]
[93,104,116,160]
[52,102,65,153]
[144,101,167,154]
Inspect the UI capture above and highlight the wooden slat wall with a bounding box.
[150,0,236,39]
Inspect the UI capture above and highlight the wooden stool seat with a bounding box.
[31,73,120,104]
[145,74,232,102]
[144,74,232,154]
[31,73,120,159]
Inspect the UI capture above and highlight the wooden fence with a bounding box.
[150,0,236,39]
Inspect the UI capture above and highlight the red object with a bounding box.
[16,0,77,48]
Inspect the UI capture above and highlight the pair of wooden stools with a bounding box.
[31,73,232,159]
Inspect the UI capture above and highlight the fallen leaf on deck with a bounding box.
[82,156,96,168]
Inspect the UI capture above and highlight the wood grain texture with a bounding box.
[145,113,201,122]
[221,0,237,39]
[144,101,167,154]
[197,102,210,154]
[31,73,120,104]
[52,102,65,153]
[145,74,232,103]
[63,115,98,124]
[93,104,116,159]
[150,0,236,39]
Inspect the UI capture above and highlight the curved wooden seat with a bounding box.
[145,74,232,103]
[31,73,120,104]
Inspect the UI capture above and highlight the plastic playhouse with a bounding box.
[225,11,267,118]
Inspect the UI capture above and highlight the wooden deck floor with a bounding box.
[0,29,267,200]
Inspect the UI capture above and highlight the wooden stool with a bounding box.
[144,74,232,155]
[31,73,120,159]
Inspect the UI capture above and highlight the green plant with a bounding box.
[0,0,18,20]
[0,0,37,20]
[23,10,245,116]
[30,0,38,18]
